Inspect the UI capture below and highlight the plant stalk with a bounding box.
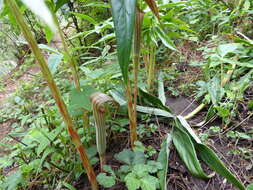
[126,82,137,148]
[5,1,98,189]
[133,8,143,129]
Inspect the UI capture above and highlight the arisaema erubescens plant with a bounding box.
[3,0,98,189]
[110,0,167,148]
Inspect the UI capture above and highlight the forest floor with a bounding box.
[0,65,40,155]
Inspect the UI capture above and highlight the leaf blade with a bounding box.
[110,0,136,83]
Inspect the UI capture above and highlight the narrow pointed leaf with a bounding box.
[110,0,136,83]
[158,72,166,105]
[157,134,172,190]
[144,0,160,19]
[176,116,245,190]
[172,120,209,179]
[196,144,245,190]
[20,0,56,32]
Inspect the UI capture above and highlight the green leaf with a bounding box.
[217,43,240,57]
[176,116,246,190]
[172,119,209,178]
[157,134,172,190]
[70,12,97,25]
[48,53,63,74]
[61,181,77,190]
[68,85,98,116]
[110,0,136,83]
[140,175,159,190]
[3,170,24,190]
[44,26,54,43]
[20,0,56,32]
[103,165,116,177]
[207,77,225,105]
[136,105,173,117]
[196,144,245,190]
[38,44,59,54]
[139,88,172,112]
[97,173,116,188]
[114,149,146,165]
[158,72,166,105]
[39,147,56,168]
[155,25,176,51]
[247,184,253,190]
[125,173,141,190]
[55,0,68,12]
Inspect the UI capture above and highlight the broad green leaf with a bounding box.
[3,170,24,190]
[157,134,172,190]
[48,53,63,74]
[70,12,97,25]
[172,120,209,178]
[140,175,159,190]
[176,116,202,144]
[102,165,116,178]
[247,184,253,190]
[221,58,253,68]
[97,173,116,188]
[110,0,136,83]
[114,149,146,165]
[125,173,141,190]
[136,105,173,118]
[20,0,56,32]
[139,88,172,112]
[158,72,166,105]
[196,144,245,190]
[176,117,246,190]
[207,77,225,105]
[217,43,240,57]
[68,85,98,116]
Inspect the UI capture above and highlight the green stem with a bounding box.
[5,1,98,189]
[54,15,81,90]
